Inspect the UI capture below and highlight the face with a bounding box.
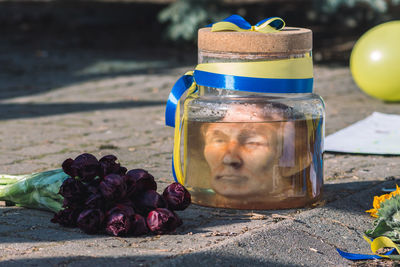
[203,105,283,198]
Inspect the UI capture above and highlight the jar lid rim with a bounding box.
[198,27,312,54]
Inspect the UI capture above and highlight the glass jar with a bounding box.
[181,27,325,209]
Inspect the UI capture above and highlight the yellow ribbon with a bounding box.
[195,55,313,79]
[364,235,400,258]
[173,71,196,185]
[212,16,285,33]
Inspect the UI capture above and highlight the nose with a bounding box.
[222,141,243,169]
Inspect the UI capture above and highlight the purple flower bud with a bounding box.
[51,208,82,227]
[85,193,105,210]
[99,155,127,177]
[99,174,127,201]
[59,178,88,206]
[163,182,191,211]
[105,204,135,237]
[105,213,131,236]
[62,158,75,177]
[62,197,84,209]
[66,153,103,182]
[125,169,156,196]
[77,209,104,234]
[106,203,135,218]
[86,178,101,195]
[124,176,136,198]
[134,190,166,216]
[146,208,182,234]
[130,214,149,236]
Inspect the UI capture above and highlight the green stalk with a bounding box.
[0,169,69,213]
[0,174,30,185]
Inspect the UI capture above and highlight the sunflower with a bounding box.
[366,184,400,218]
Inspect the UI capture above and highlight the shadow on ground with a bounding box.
[0,101,166,120]
[0,179,393,244]
[0,254,300,267]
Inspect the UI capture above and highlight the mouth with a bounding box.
[215,175,248,184]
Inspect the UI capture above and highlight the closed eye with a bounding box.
[243,137,268,146]
[212,138,227,143]
[206,130,229,144]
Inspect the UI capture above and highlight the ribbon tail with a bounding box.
[172,101,183,183]
[212,21,249,32]
[211,14,252,32]
[166,72,195,184]
[165,73,194,128]
[336,248,389,260]
[255,17,285,33]
[371,236,400,257]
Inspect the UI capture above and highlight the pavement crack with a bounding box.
[295,226,339,249]
[322,217,362,235]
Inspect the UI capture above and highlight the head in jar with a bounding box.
[201,101,312,201]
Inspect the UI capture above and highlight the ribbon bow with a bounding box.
[210,14,285,33]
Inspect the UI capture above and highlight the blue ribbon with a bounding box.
[207,14,285,32]
[165,71,313,128]
[165,71,313,127]
[165,74,194,128]
[194,70,313,93]
[337,248,395,260]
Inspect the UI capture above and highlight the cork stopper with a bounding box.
[198,27,312,54]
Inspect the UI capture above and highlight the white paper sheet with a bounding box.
[324,112,400,155]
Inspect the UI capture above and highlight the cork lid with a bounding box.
[198,27,312,54]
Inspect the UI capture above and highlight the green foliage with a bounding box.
[312,0,400,28]
[158,0,400,42]
[158,0,228,42]
[314,0,400,13]
[366,195,400,242]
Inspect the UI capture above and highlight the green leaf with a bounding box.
[366,218,393,238]
[366,218,400,243]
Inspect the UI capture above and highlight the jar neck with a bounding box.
[198,50,312,63]
[197,86,313,98]
[197,50,313,97]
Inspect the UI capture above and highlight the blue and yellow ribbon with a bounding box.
[337,235,400,260]
[166,56,314,128]
[209,14,285,33]
[165,16,314,184]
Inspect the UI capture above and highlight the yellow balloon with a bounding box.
[350,21,400,101]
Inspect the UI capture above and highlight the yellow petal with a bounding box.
[366,209,378,218]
